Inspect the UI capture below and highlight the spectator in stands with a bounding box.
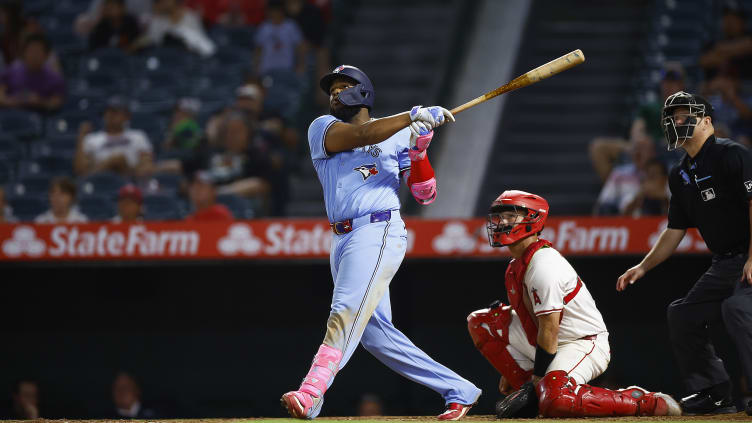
[88,0,142,51]
[162,97,203,157]
[75,0,152,37]
[253,0,306,75]
[700,6,752,81]
[0,34,64,112]
[186,170,233,221]
[622,158,670,217]
[593,135,662,217]
[132,0,215,57]
[0,1,44,67]
[589,62,685,183]
[284,0,330,104]
[0,186,17,223]
[110,372,157,419]
[74,96,154,179]
[206,82,264,146]
[9,379,40,419]
[185,0,264,26]
[35,176,88,223]
[356,393,383,417]
[702,67,752,144]
[113,184,143,222]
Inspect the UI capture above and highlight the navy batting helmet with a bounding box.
[319,65,375,110]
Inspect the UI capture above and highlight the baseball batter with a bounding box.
[280,65,481,420]
[467,190,681,417]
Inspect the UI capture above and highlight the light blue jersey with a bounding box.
[308,115,411,222]
[289,113,481,419]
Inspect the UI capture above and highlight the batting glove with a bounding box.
[410,105,455,128]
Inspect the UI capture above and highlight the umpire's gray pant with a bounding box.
[666,253,752,394]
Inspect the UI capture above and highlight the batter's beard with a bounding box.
[330,105,364,122]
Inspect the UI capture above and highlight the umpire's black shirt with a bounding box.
[668,135,752,255]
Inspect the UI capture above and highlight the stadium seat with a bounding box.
[7,196,47,222]
[78,195,116,221]
[0,161,13,185]
[261,70,302,117]
[130,89,176,115]
[209,25,255,48]
[0,135,23,162]
[144,172,183,195]
[143,193,183,221]
[30,136,78,159]
[216,193,255,219]
[79,172,127,199]
[46,111,97,137]
[0,109,42,140]
[8,174,52,198]
[64,89,107,113]
[19,157,73,178]
[79,49,131,77]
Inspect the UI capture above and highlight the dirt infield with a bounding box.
[2,414,749,423]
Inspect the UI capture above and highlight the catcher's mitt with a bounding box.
[495,381,539,418]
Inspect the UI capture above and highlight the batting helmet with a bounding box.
[487,190,549,247]
[319,65,375,110]
[661,91,714,151]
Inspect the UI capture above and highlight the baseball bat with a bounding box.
[449,49,585,115]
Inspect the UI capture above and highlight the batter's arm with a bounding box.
[324,113,413,154]
[616,227,686,291]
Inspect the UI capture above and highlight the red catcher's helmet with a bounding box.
[487,190,549,247]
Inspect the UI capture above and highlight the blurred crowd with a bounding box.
[0,374,386,419]
[591,5,752,217]
[0,0,332,222]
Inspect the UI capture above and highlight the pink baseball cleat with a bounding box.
[437,402,474,421]
[280,390,320,419]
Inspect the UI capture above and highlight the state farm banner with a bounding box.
[0,217,709,262]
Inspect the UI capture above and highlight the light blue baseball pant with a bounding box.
[312,215,481,418]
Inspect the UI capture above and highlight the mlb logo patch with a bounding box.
[701,188,715,201]
[745,180,752,192]
[334,65,345,73]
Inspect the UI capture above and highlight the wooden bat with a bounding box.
[449,49,585,115]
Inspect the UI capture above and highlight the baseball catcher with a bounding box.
[468,190,682,418]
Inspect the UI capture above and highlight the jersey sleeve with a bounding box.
[307,115,340,160]
[724,143,752,200]
[525,250,567,316]
[667,166,692,229]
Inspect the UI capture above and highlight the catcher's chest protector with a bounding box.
[505,239,553,346]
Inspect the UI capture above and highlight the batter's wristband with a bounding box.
[533,345,556,377]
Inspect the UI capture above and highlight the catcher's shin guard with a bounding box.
[536,371,679,417]
[467,305,532,390]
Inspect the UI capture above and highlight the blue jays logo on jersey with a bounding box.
[363,145,382,157]
[354,164,379,180]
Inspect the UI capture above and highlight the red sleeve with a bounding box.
[407,155,434,186]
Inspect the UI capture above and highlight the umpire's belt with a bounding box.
[330,210,398,235]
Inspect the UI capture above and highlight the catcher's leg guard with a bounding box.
[535,371,680,417]
[467,305,532,390]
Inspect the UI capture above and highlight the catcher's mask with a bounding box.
[487,190,549,247]
[661,91,714,151]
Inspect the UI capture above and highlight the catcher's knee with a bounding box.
[536,370,576,417]
[467,304,512,349]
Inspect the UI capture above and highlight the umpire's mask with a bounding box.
[661,91,713,151]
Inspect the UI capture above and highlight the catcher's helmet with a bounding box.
[487,190,549,247]
[661,91,714,151]
[319,65,375,110]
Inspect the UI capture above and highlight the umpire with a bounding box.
[617,91,752,415]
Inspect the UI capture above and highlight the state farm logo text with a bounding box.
[48,225,199,257]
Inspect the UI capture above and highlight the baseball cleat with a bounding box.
[281,390,318,419]
[438,402,473,421]
[620,386,681,416]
